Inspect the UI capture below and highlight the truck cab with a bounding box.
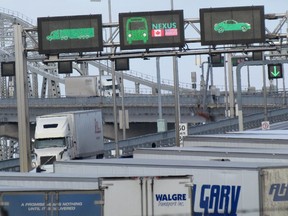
[32,116,71,172]
[31,110,104,173]
[99,75,120,97]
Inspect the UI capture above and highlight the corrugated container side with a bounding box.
[261,167,288,216]
[73,110,104,157]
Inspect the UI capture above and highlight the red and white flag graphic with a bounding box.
[151,29,164,37]
[165,28,178,36]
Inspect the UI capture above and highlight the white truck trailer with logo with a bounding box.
[54,158,288,216]
[65,75,120,97]
[32,110,104,172]
[0,172,193,216]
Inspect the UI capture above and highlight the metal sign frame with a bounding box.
[37,14,103,55]
[119,10,185,50]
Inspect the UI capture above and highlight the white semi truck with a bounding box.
[32,110,104,172]
[65,75,120,97]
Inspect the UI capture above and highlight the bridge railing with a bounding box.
[104,107,288,157]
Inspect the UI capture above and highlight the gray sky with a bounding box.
[1,0,287,90]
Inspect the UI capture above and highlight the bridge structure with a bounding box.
[0,8,287,164]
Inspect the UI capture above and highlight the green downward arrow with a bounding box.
[271,66,280,77]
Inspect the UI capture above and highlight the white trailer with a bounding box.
[54,158,288,216]
[100,175,193,216]
[0,172,193,216]
[65,75,120,97]
[183,131,288,149]
[33,110,103,172]
[133,146,288,163]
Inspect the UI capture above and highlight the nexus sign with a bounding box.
[119,10,185,50]
[200,6,265,46]
[37,15,103,54]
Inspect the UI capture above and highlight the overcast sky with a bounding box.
[1,0,286,22]
[1,0,287,90]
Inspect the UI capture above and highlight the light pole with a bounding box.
[14,24,31,172]
[91,0,119,157]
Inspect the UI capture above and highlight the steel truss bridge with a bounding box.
[0,8,288,163]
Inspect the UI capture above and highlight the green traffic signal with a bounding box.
[267,64,283,79]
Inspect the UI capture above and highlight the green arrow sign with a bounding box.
[271,66,280,77]
[267,64,283,79]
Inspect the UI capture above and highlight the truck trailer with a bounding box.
[0,172,193,216]
[183,131,288,149]
[32,110,104,172]
[65,75,120,97]
[54,158,288,216]
[133,146,288,163]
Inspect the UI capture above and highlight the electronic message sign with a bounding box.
[1,61,15,76]
[268,64,283,79]
[200,6,265,45]
[119,10,184,50]
[38,15,103,54]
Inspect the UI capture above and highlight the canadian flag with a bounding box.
[151,29,164,37]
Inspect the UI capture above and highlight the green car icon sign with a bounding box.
[214,20,251,33]
[126,17,149,44]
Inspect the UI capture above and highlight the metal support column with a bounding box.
[14,24,31,172]
[173,55,180,147]
[227,53,235,117]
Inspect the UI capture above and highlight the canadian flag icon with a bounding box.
[151,29,164,37]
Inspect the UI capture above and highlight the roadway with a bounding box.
[0,91,286,139]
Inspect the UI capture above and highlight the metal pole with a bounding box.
[121,70,126,140]
[156,57,163,119]
[173,55,180,147]
[106,0,119,157]
[224,54,229,117]
[14,24,31,172]
[227,53,235,117]
[283,69,286,105]
[247,65,251,88]
[236,63,244,131]
[263,64,268,121]
[170,0,174,10]
[202,62,210,111]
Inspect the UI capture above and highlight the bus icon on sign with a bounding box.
[126,17,149,44]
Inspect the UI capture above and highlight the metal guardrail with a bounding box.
[0,158,20,171]
[104,107,288,157]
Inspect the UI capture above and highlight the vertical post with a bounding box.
[170,0,174,10]
[263,64,268,121]
[223,54,229,117]
[121,70,126,140]
[202,62,210,111]
[173,55,180,147]
[156,57,163,120]
[247,65,251,88]
[227,53,235,117]
[112,61,119,157]
[14,24,31,172]
[236,64,244,131]
[104,0,119,157]
[283,69,286,105]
